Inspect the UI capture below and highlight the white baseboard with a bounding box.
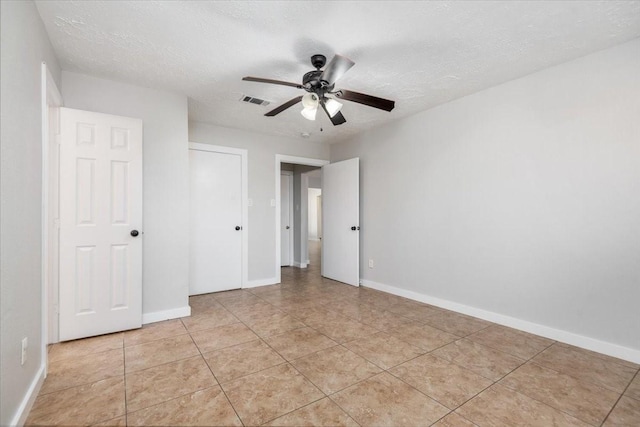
[361,279,640,364]
[293,262,308,269]
[142,306,191,324]
[12,362,45,426]
[244,277,278,288]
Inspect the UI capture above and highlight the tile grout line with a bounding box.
[531,342,638,393]
[223,286,339,425]
[193,284,529,424]
[490,342,607,427]
[122,321,225,422]
[222,277,495,424]
[223,281,376,425]
[201,296,336,426]
[181,316,246,427]
[383,329,561,425]
[599,368,640,427]
[464,328,557,361]
[368,294,596,424]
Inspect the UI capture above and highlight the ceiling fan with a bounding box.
[242,54,395,126]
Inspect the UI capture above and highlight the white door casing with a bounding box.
[275,155,329,283]
[47,105,61,344]
[322,158,360,286]
[317,194,322,240]
[281,172,293,267]
[189,145,245,295]
[58,108,143,341]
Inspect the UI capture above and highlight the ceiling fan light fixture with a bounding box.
[324,98,343,118]
[301,106,317,121]
[244,53,395,126]
[301,93,319,109]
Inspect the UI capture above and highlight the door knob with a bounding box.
[235,226,242,231]
[286,226,290,229]
[130,230,139,237]
[351,226,360,231]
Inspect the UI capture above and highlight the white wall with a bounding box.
[309,176,321,189]
[189,122,329,283]
[308,188,322,240]
[0,1,61,424]
[61,72,190,321]
[331,39,640,360]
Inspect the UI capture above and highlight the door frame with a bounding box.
[189,142,249,288]
[280,170,294,267]
[42,63,63,352]
[274,155,329,283]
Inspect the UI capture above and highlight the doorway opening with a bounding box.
[307,171,322,277]
[279,163,322,270]
[275,155,329,284]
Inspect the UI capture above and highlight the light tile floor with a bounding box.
[27,241,640,426]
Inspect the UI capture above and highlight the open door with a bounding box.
[58,108,143,341]
[321,158,359,286]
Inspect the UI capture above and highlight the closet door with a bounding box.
[189,147,243,294]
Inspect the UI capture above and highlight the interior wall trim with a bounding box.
[142,306,191,325]
[11,363,45,426]
[361,279,640,364]
[244,278,278,288]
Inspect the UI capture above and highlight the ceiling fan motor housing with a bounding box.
[303,54,336,95]
[302,70,334,94]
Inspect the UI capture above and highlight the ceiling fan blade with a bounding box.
[335,89,395,112]
[243,76,303,89]
[320,99,347,126]
[265,96,303,116]
[329,110,347,125]
[321,54,355,85]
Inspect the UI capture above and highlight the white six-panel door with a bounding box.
[189,147,243,295]
[59,108,143,341]
[322,158,360,286]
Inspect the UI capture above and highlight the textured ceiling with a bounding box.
[36,1,640,143]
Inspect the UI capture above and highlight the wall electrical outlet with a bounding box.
[21,337,28,366]
[368,259,374,269]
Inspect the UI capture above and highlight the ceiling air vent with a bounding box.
[240,95,270,107]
